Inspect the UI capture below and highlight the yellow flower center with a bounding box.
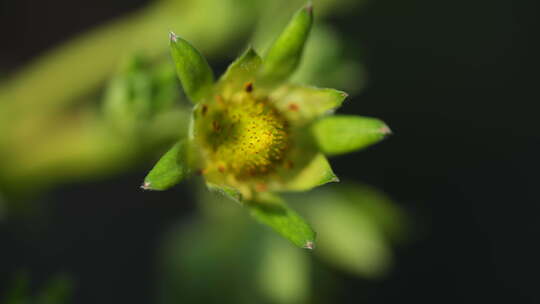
[198,86,289,179]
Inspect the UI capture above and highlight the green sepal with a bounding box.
[246,193,316,249]
[271,152,339,192]
[206,182,243,203]
[312,115,391,156]
[169,32,214,104]
[218,47,262,95]
[270,84,347,125]
[261,3,313,83]
[142,140,189,190]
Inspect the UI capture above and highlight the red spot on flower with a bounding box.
[256,183,268,192]
[288,103,299,111]
[244,82,253,92]
[285,160,294,169]
[215,95,225,105]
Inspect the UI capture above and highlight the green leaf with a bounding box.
[206,182,243,203]
[261,3,313,83]
[270,84,348,125]
[312,115,391,156]
[247,193,316,249]
[142,140,188,190]
[219,47,262,87]
[169,32,214,103]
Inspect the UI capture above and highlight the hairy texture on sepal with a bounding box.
[169,32,214,103]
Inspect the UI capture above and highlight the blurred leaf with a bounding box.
[258,236,310,304]
[247,193,316,249]
[143,140,189,190]
[288,183,409,278]
[339,184,410,243]
[304,190,392,277]
[261,4,313,83]
[102,54,180,137]
[102,56,152,133]
[148,61,180,113]
[311,115,391,156]
[169,33,214,103]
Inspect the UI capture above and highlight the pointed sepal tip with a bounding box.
[169,31,177,43]
[140,181,152,190]
[304,240,315,250]
[304,1,313,14]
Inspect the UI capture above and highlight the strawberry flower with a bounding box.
[142,3,390,249]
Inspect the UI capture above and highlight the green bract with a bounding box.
[143,3,390,249]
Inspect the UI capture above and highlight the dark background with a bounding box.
[1,0,538,303]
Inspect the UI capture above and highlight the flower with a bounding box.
[142,3,390,248]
